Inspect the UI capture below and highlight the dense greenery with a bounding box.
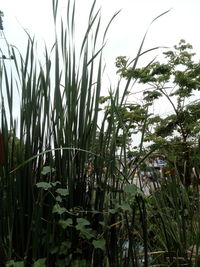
[1,1,200,266]
[116,39,200,187]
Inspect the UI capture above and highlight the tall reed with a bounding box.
[0,0,171,266]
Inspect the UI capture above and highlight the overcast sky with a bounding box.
[1,0,200,60]
[1,0,200,116]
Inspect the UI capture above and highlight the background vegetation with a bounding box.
[1,0,200,266]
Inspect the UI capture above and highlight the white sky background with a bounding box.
[1,0,200,118]
[1,0,200,66]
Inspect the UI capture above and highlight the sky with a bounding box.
[1,0,200,64]
[1,0,200,116]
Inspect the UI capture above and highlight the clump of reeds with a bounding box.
[1,1,195,266]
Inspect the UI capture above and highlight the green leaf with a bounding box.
[51,181,61,187]
[75,218,95,239]
[56,188,69,196]
[56,195,62,202]
[33,258,46,267]
[50,246,59,254]
[119,202,132,212]
[54,259,68,267]
[41,166,55,175]
[99,221,105,227]
[6,261,24,267]
[52,204,67,215]
[36,182,52,190]
[124,184,144,199]
[59,241,72,254]
[76,218,91,226]
[92,239,106,250]
[59,218,73,229]
[108,208,117,214]
[124,184,138,195]
[79,227,96,240]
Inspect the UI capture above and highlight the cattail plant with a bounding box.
[0,0,173,266]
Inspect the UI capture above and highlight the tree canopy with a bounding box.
[116,40,200,186]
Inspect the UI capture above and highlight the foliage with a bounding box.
[1,0,200,266]
[0,0,151,265]
[116,39,200,187]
